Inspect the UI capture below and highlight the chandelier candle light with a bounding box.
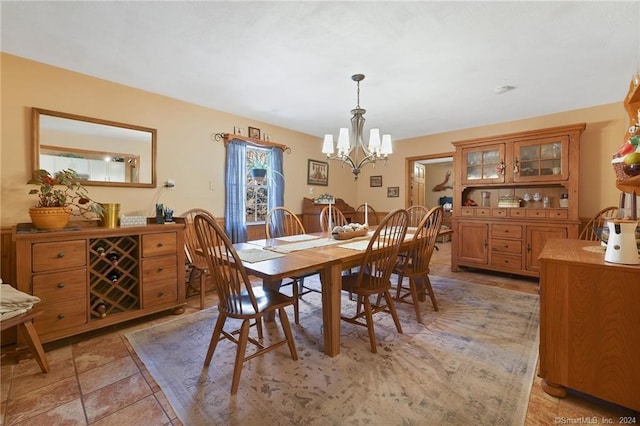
[322,74,393,180]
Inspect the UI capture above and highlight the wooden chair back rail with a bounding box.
[578,206,618,241]
[265,207,305,239]
[181,208,216,309]
[319,205,349,232]
[193,213,298,394]
[406,205,429,227]
[355,204,379,226]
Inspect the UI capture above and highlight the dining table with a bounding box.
[232,226,451,357]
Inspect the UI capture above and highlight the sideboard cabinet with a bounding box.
[13,221,186,343]
[451,124,584,277]
[538,239,639,411]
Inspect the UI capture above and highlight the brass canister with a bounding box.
[99,203,120,228]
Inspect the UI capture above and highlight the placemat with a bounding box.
[236,248,285,263]
[276,234,320,243]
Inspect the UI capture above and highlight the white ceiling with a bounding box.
[2,1,639,141]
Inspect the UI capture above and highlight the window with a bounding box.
[245,146,271,223]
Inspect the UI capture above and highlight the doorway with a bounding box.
[405,153,455,209]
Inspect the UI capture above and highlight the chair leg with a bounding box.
[293,279,300,325]
[396,273,405,300]
[383,291,403,334]
[362,296,377,353]
[424,275,439,312]
[278,308,298,360]
[231,319,250,395]
[204,313,226,367]
[408,277,423,323]
[18,321,50,373]
[199,272,206,310]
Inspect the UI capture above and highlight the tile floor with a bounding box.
[1,242,637,425]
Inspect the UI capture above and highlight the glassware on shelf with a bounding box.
[533,192,541,202]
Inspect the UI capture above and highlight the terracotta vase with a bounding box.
[29,207,71,230]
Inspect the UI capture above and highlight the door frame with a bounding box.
[405,152,455,208]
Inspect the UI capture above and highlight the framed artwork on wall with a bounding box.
[387,186,399,198]
[307,159,329,186]
[248,126,261,139]
[370,175,382,187]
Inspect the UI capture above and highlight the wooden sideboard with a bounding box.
[538,238,640,411]
[301,197,356,233]
[13,221,186,343]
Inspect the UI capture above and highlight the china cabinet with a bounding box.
[13,220,186,343]
[451,123,584,277]
[616,78,640,211]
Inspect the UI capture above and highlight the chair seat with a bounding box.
[221,287,295,318]
[341,273,392,296]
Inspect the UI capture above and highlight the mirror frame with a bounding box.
[32,107,157,188]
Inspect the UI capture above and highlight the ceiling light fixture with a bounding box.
[321,74,392,180]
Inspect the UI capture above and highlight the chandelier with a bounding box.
[321,74,392,180]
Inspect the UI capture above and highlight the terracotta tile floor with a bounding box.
[2,242,637,425]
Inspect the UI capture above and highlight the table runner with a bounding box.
[264,237,342,253]
[275,234,320,243]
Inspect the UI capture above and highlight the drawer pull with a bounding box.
[57,282,65,288]
[157,242,164,247]
[157,267,164,272]
[159,291,165,297]
[57,252,65,258]
[504,245,509,248]
[504,230,509,233]
[57,313,65,320]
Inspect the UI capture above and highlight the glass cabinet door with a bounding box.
[513,136,569,182]
[461,144,505,184]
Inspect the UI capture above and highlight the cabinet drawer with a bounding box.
[491,239,522,254]
[32,240,86,272]
[142,233,177,257]
[490,253,523,270]
[36,298,87,334]
[492,224,522,239]
[492,208,508,217]
[461,207,475,216]
[476,208,491,217]
[509,209,526,218]
[548,209,568,219]
[526,209,547,218]
[142,255,177,283]
[33,269,86,301]
[144,280,178,308]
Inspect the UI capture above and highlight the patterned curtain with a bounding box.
[224,139,247,243]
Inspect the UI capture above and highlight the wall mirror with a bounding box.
[32,108,157,188]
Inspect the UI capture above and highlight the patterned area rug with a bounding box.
[126,276,539,425]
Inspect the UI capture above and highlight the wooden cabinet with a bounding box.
[13,221,186,343]
[301,197,356,233]
[538,239,640,411]
[452,124,584,277]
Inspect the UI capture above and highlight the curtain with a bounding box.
[225,139,247,243]
[268,147,285,236]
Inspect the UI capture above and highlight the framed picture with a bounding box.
[307,159,329,186]
[370,175,382,187]
[248,126,261,139]
[233,126,243,135]
[387,186,399,198]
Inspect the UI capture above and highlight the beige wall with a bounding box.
[1,53,356,226]
[1,53,629,227]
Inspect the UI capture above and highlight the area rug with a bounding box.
[126,276,539,426]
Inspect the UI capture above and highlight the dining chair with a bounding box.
[193,213,298,394]
[265,206,318,324]
[355,203,379,226]
[319,205,349,232]
[578,206,618,241]
[181,208,216,309]
[406,205,429,227]
[340,208,409,353]
[393,205,443,323]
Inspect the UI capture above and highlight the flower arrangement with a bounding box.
[28,169,103,217]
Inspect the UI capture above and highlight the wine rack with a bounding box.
[89,236,140,319]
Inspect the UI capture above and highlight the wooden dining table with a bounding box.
[232,227,449,357]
